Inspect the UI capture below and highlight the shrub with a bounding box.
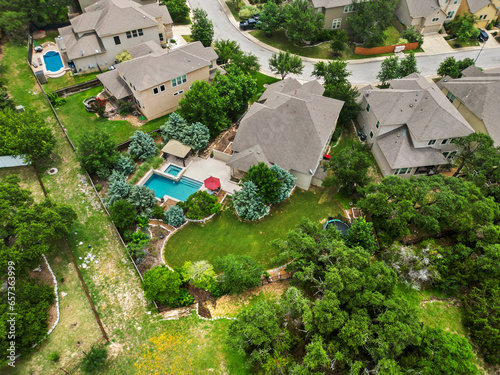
[216,254,264,294]
[110,199,137,232]
[95,183,102,192]
[91,97,106,117]
[129,131,157,160]
[239,5,259,19]
[160,112,210,151]
[143,266,194,306]
[96,167,111,180]
[270,164,295,203]
[105,171,130,207]
[114,154,136,176]
[182,260,217,290]
[243,162,283,204]
[164,205,186,226]
[115,50,132,62]
[131,228,149,244]
[47,92,66,107]
[117,99,134,115]
[127,185,157,217]
[177,191,221,220]
[77,129,119,175]
[81,346,107,374]
[49,352,60,362]
[233,181,269,221]
[401,26,424,47]
[151,204,165,219]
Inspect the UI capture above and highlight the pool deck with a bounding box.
[165,155,241,195]
[31,42,70,79]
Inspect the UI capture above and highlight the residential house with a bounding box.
[77,0,156,13]
[227,78,344,190]
[395,0,462,34]
[358,74,474,177]
[438,66,500,146]
[97,41,219,120]
[309,0,361,30]
[57,0,173,74]
[458,0,500,28]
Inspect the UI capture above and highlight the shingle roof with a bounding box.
[404,0,442,18]
[97,69,133,99]
[362,74,473,142]
[226,145,271,171]
[128,40,163,58]
[466,0,491,14]
[229,78,344,174]
[441,76,500,146]
[57,25,105,60]
[115,41,217,91]
[70,0,171,37]
[378,126,449,169]
[310,0,352,9]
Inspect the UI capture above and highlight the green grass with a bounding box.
[226,1,242,21]
[447,39,480,48]
[382,25,401,46]
[252,71,280,101]
[164,186,344,270]
[55,86,166,144]
[182,35,194,43]
[44,71,100,92]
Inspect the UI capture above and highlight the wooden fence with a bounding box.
[54,78,102,97]
[354,42,419,55]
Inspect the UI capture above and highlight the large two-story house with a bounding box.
[227,78,344,190]
[458,0,500,28]
[358,74,474,177]
[97,41,219,120]
[309,0,365,30]
[395,0,462,34]
[57,0,173,74]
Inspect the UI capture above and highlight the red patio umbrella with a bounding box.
[204,176,221,190]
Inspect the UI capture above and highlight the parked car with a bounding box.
[478,29,489,42]
[252,13,260,20]
[240,18,258,30]
[239,20,249,30]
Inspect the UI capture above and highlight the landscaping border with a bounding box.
[42,254,60,336]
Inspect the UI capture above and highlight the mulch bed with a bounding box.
[213,127,237,153]
[186,284,216,319]
[136,225,170,275]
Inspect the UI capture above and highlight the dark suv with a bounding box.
[478,29,489,42]
[239,17,259,30]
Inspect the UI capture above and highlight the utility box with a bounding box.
[394,45,405,53]
[15,105,25,113]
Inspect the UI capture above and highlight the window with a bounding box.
[441,139,449,145]
[428,139,436,145]
[432,17,439,22]
[153,87,159,95]
[446,92,455,103]
[173,90,184,96]
[446,11,455,19]
[395,167,412,175]
[209,61,213,69]
[114,36,121,45]
[450,138,459,143]
[332,18,341,29]
[376,121,380,129]
[171,75,187,87]
[366,104,370,112]
[344,5,354,13]
[159,33,164,41]
[443,152,450,158]
[160,84,165,92]
[369,131,374,139]
[394,169,400,175]
[126,29,143,39]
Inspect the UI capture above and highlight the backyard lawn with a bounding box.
[252,71,280,101]
[55,86,168,144]
[163,186,344,270]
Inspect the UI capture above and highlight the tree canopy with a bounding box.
[216,254,264,294]
[77,128,118,175]
[269,51,304,80]
[191,8,214,47]
[283,0,325,45]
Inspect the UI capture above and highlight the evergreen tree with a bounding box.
[191,8,214,47]
[106,171,131,207]
[164,205,186,227]
[114,154,136,176]
[233,181,269,221]
[270,164,295,203]
[127,185,157,217]
[129,131,157,160]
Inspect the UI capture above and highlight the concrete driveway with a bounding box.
[421,34,453,54]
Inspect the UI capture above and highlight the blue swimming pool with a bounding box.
[144,174,202,201]
[43,51,63,72]
[165,165,182,176]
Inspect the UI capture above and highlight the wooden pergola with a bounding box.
[161,139,191,167]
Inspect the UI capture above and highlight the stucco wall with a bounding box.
[458,0,497,27]
[291,170,313,190]
[213,150,232,162]
[317,6,353,30]
[133,64,212,120]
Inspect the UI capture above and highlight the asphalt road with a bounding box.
[188,0,500,84]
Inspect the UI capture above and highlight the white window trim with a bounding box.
[153,87,159,95]
[343,5,354,13]
[332,18,342,29]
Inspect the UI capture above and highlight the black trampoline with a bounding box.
[323,218,350,236]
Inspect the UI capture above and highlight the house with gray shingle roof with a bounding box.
[395,0,462,34]
[97,41,219,120]
[57,0,172,74]
[227,78,344,190]
[309,0,371,30]
[358,74,474,177]
[438,67,500,146]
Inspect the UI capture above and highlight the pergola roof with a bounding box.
[161,139,191,158]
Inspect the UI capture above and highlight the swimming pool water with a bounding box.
[43,51,63,72]
[165,165,182,176]
[144,174,202,201]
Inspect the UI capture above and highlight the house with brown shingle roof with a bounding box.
[97,41,219,120]
[227,78,344,190]
[395,0,462,34]
[458,0,500,28]
[358,74,474,177]
[57,0,173,74]
[438,66,500,146]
